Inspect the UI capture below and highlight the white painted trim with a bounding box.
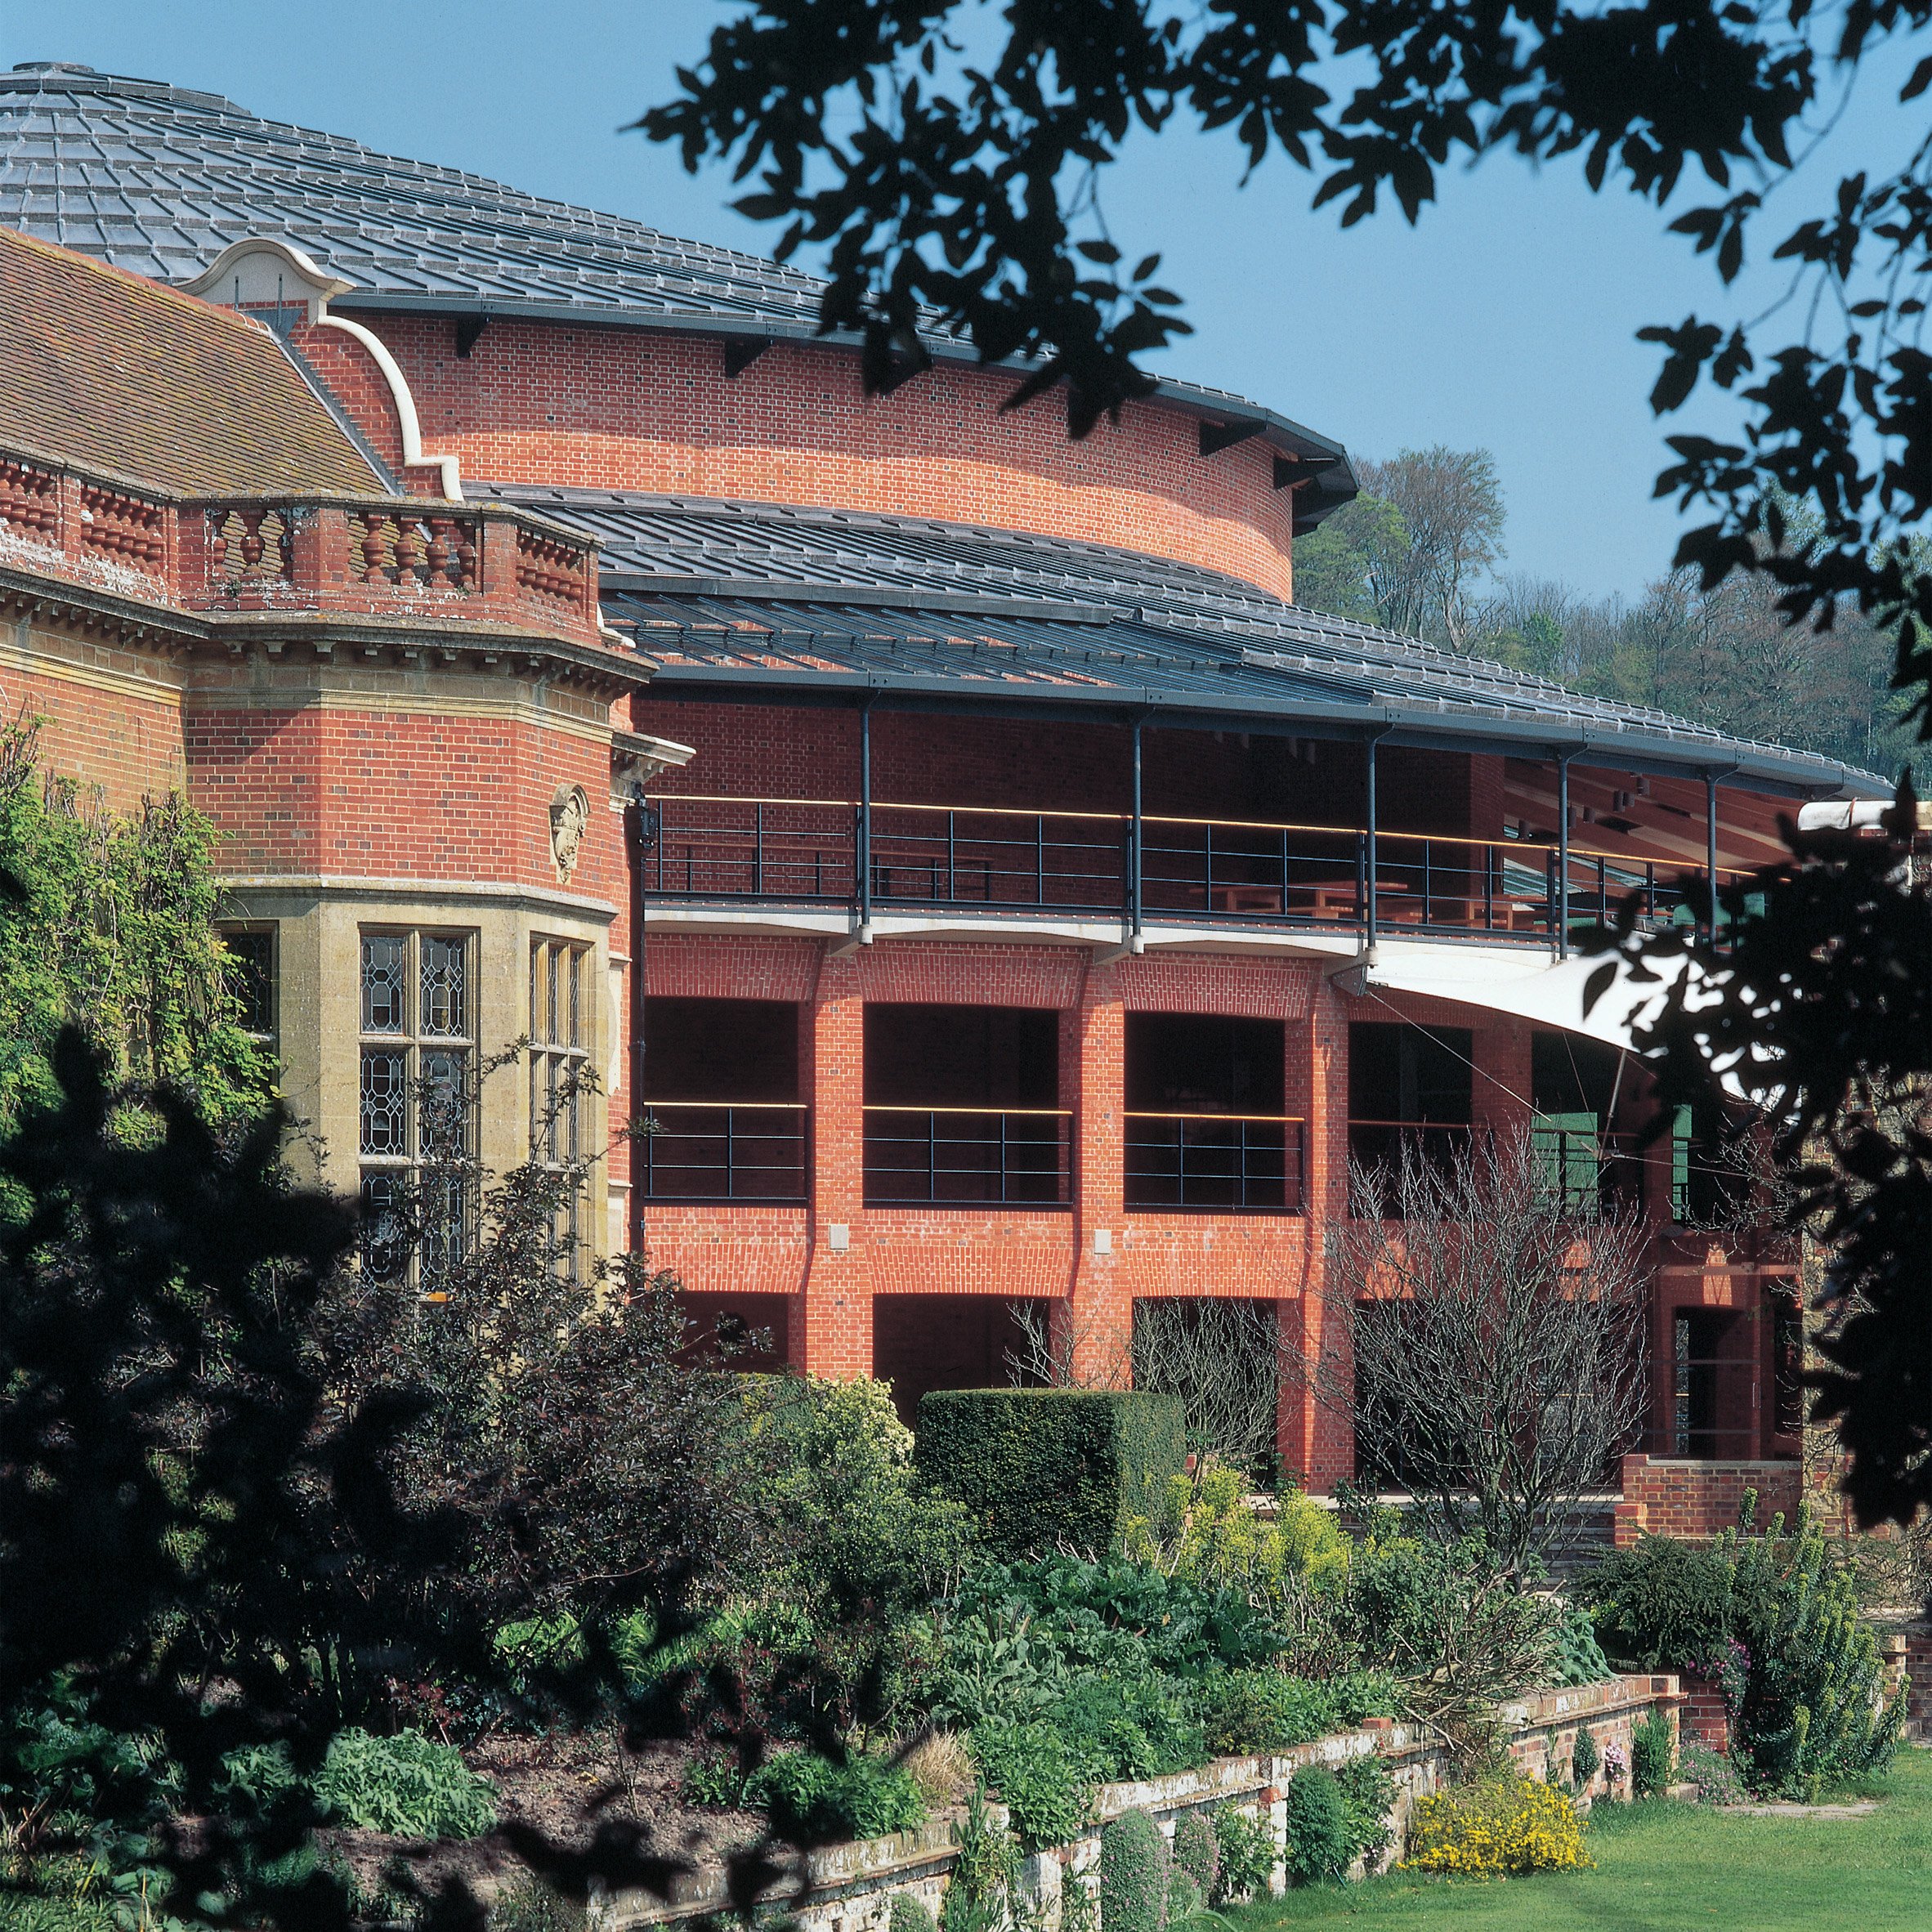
[181,236,352,324]
[315,315,464,501]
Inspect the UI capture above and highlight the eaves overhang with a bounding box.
[334,291,1361,523]
[633,658,1877,801]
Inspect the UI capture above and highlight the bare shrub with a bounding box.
[1295,1128,1649,1572]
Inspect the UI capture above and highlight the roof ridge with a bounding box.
[0,220,289,346]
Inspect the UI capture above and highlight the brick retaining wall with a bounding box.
[595,1676,1678,1930]
[1614,1456,1803,1545]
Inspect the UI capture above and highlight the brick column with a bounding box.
[1281,982,1353,1489]
[1067,953,1130,1383]
[797,944,872,1375]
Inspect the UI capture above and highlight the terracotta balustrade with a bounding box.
[0,443,604,647]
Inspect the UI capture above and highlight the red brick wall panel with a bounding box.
[347,317,1299,600]
[1,646,186,808]
[185,704,624,906]
[1614,1455,1803,1545]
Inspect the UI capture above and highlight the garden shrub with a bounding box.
[1209,1804,1273,1903]
[1170,1809,1219,1898]
[1585,1535,1738,1670]
[1098,1809,1169,1932]
[746,1375,978,1618]
[309,1729,498,1840]
[1335,1755,1396,1869]
[1328,1670,1400,1726]
[1279,1764,1351,1882]
[1631,1708,1676,1798]
[1569,1724,1601,1787]
[1402,1773,1592,1875]
[1195,1670,1396,1757]
[1195,1672,1335,1755]
[945,1791,1019,1932]
[968,1720,1091,1851]
[1052,1673,1205,1781]
[1678,1737,1746,1805]
[1549,1601,1612,1686]
[753,1751,928,1841]
[890,1892,939,1932]
[917,1390,1187,1556]
[1161,1460,1349,1595]
[1729,1518,1903,1797]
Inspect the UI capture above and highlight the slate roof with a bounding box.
[486,483,1881,799]
[0,221,384,497]
[0,62,1356,520]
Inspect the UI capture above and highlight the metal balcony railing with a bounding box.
[638,1101,809,1201]
[643,793,1746,946]
[1124,1112,1305,1212]
[862,1105,1073,1205]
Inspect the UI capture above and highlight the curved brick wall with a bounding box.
[327,315,1299,601]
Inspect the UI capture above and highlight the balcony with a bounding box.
[0,445,606,647]
[643,793,1728,945]
[1125,1112,1304,1212]
[862,1106,1073,1206]
[637,1102,809,1201]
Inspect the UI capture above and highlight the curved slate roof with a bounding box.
[488,483,1881,800]
[0,61,1355,520]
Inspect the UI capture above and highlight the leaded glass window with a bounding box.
[358,929,476,1288]
[361,934,406,1033]
[530,937,594,1277]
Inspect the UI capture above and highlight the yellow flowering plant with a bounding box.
[1402,1771,1593,1876]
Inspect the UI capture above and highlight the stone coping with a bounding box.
[602,1675,1676,1927]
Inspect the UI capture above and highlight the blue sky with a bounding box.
[4,0,1924,599]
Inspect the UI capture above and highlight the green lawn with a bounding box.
[1229,1747,1932,1932]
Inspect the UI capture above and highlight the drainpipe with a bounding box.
[1129,714,1145,948]
[856,699,874,944]
[1557,750,1574,960]
[1364,731,1383,963]
[627,785,660,1252]
[1705,769,1720,944]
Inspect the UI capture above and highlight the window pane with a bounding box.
[420,1169,468,1278]
[361,935,407,1033]
[360,1048,409,1155]
[222,928,276,1036]
[568,947,582,1049]
[421,935,467,1039]
[547,946,560,1049]
[360,1170,409,1282]
[420,1048,471,1158]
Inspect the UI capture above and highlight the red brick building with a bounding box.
[0,60,1892,1496]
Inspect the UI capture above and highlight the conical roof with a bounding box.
[0,61,828,327]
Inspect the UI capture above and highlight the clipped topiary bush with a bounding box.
[1280,1765,1351,1883]
[917,1389,1187,1556]
[1170,1809,1219,1901]
[1098,1808,1169,1932]
[890,1892,939,1932]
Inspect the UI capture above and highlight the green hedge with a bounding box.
[915,1389,1187,1555]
